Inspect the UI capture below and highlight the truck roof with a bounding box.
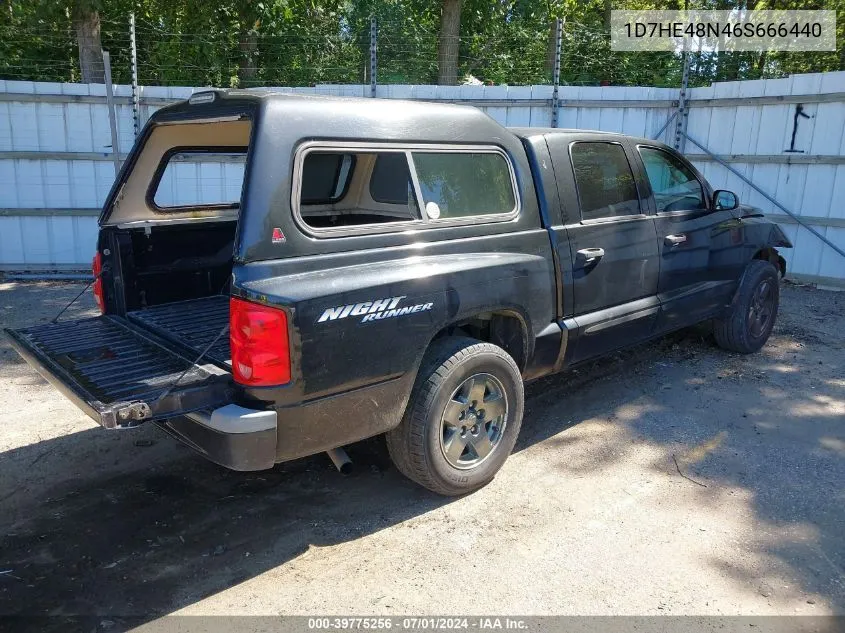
[509,126,654,146]
[158,90,659,148]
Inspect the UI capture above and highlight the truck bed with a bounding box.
[127,295,231,367]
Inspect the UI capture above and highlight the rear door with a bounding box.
[545,134,660,363]
[5,316,233,429]
[633,144,738,330]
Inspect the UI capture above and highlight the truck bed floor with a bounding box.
[127,295,231,367]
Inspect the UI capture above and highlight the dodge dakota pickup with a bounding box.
[5,90,792,495]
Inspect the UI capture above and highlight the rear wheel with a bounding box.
[387,337,524,496]
[713,260,780,354]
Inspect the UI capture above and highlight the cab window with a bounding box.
[570,142,641,221]
[638,147,706,213]
[301,153,355,204]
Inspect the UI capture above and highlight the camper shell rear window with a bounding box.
[102,116,254,227]
[148,147,248,211]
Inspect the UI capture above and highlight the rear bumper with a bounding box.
[158,404,277,471]
[159,375,414,469]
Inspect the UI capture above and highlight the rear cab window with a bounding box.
[569,142,641,222]
[293,142,519,236]
[370,153,414,205]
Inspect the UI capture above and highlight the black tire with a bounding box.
[713,260,780,354]
[386,336,524,496]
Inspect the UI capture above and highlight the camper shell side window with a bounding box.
[292,141,520,237]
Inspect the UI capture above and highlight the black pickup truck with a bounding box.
[6,90,792,495]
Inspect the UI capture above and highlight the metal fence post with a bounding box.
[129,12,140,139]
[652,111,677,141]
[673,45,691,151]
[102,51,121,177]
[551,18,562,128]
[370,16,377,98]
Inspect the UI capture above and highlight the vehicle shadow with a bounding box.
[0,430,443,626]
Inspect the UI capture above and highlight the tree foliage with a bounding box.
[0,0,842,88]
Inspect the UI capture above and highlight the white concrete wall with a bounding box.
[0,74,843,285]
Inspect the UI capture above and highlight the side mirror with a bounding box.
[713,190,738,211]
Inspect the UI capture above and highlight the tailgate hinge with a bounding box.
[114,401,152,425]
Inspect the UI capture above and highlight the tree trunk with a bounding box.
[73,3,104,84]
[755,51,767,78]
[437,0,462,85]
[238,32,259,86]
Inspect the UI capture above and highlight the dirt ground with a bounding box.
[0,280,842,626]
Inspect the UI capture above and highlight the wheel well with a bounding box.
[753,247,786,277]
[431,312,528,371]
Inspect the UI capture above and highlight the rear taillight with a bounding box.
[92,252,104,313]
[229,297,291,386]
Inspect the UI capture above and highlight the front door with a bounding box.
[546,136,660,363]
[633,145,737,331]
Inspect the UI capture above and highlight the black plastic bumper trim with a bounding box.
[158,409,277,471]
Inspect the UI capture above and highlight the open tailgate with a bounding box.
[4,316,233,429]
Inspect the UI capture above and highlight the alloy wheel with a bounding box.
[439,373,508,470]
[748,278,775,338]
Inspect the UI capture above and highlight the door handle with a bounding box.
[576,247,605,265]
[664,234,687,247]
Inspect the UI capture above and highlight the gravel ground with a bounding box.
[0,280,842,626]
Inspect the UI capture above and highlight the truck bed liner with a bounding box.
[127,295,231,366]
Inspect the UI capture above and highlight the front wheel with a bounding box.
[713,260,780,354]
[386,337,524,496]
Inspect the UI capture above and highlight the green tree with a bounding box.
[1,0,843,88]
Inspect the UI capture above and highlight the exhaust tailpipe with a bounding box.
[327,447,352,475]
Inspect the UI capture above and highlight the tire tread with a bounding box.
[713,260,779,354]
